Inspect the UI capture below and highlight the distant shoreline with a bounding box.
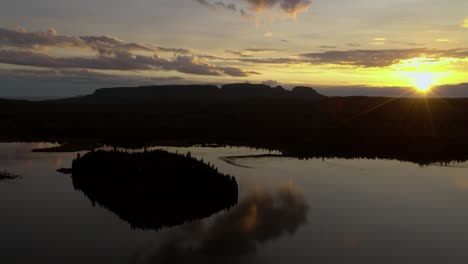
[2,84,468,165]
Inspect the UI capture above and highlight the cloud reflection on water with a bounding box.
[141,183,309,264]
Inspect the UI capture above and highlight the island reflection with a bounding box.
[69,150,238,230]
[140,184,309,264]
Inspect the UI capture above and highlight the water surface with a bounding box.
[1,143,468,264]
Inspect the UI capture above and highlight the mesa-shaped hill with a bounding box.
[69,150,238,230]
[54,83,326,103]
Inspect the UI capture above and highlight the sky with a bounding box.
[0,0,467,97]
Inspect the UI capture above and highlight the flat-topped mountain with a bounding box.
[56,83,326,103]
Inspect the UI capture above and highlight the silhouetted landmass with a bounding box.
[0,170,21,182]
[68,150,238,230]
[2,83,468,165]
[51,83,326,103]
[32,142,102,152]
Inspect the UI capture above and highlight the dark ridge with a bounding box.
[92,85,220,102]
[220,83,288,97]
[69,150,238,231]
[292,86,325,97]
[282,147,468,167]
[46,83,326,103]
[2,90,468,165]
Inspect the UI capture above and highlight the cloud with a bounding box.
[261,80,282,87]
[0,49,257,77]
[0,27,154,55]
[0,27,258,77]
[197,0,237,11]
[245,48,280,53]
[347,43,361,47]
[0,68,185,85]
[299,49,426,67]
[155,47,192,54]
[0,27,194,56]
[195,0,312,19]
[277,0,312,17]
[226,48,280,57]
[299,48,468,67]
[319,46,337,49]
[240,57,298,64]
[239,48,468,68]
[244,0,311,17]
[141,184,309,264]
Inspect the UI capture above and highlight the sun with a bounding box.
[411,72,434,93]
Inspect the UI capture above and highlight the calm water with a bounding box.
[2,143,468,264]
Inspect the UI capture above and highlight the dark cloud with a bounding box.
[0,27,83,49]
[0,68,185,85]
[347,43,361,47]
[427,83,468,98]
[226,48,280,57]
[196,0,312,18]
[245,48,280,52]
[299,48,468,67]
[140,184,309,264]
[197,0,237,11]
[276,0,312,16]
[0,27,154,55]
[0,27,192,56]
[196,54,231,61]
[240,57,298,64]
[0,27,257,77]
[319,46,337,49]
[155,47,192,54]
[226,50,253,57]
[221,67,259,77]
[299,49,426,67]
[156,55,258,76]
[0,50,256,77]
[240,8,253,18]
[240,48,468,68]
[243,0,312,16]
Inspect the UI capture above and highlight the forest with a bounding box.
[67,150,238,230]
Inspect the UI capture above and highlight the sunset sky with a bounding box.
[1,0,468,97]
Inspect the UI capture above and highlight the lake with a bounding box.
[1,142,468,264]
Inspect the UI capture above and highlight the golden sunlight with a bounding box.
[411,72,434,92]
[392,57,461,92]
[463,18,468,28]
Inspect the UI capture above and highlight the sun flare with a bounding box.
[409,72,434,93]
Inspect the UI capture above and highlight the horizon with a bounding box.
[1,0,467,97]
[4,82,468,99]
